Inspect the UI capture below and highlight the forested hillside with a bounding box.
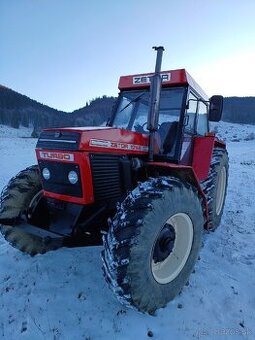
[0,85,254,133]
[222,97,255,124]
[0,85,71,129]
[72,95,115,126]
[0,85,115,132]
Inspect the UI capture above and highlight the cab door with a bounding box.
[180,92,198,165]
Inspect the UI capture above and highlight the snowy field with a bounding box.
[0,122,254,340]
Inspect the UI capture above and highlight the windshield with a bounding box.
[112,87,185,133]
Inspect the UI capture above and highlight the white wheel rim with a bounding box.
[215,167,226,215]
[151,213,194,284]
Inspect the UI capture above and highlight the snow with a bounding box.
[0,126,37,192]
[0,122,254,339]
[0,125,33,139]
[210,121,255,142]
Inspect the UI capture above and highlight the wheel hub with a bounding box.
[153,224,176,263]
[151,213,194,284]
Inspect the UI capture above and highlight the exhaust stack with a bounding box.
[147,46,164,161]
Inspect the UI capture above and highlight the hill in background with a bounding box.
[0,85,254,134]
[223,97,255,124]
[0,85,115,133]
[0,85,71,130]
[72,95,116,126]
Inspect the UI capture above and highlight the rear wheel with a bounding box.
[201,148,229,230]
[102,177,204,314]
[0,165,61,255]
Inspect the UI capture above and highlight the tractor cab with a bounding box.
[109,69,223,164]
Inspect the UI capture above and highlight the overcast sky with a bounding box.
[1,0,255,112]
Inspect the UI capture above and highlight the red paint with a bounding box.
[146,161,209,227]
[36,128,150,204]
[147,162,192,170]
[36,150,94,205]
[119,69,187,90]
[118,69,208,100]
[79,128,149,154]
[192,136,215,181]
[38,128,149,155]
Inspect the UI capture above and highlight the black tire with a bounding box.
[0,165,61,255]
[101,176,204,314]
[201,148,229,230]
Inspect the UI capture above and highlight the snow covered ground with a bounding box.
[0,123,254,339]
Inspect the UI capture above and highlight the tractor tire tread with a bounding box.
[101,176,204,313]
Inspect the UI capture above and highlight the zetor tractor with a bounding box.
[0,47,228,314]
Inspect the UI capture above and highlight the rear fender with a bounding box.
[146,162,209,229]
[192,136,215,181]
[192,135,226,181]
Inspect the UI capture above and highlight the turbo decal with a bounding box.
[89,139,148,152]
[39,151,74,162]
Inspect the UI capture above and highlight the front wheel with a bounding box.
[0,165,61,255]
[102,177,204,314]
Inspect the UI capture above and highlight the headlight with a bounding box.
[42,168,50,180]
[68,170,78,184]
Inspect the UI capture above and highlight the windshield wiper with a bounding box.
[119,92,146,113]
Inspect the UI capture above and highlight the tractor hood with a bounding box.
[36,126,149,155]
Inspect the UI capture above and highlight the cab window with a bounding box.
[112,88,185,132]
[185,93,198,133]
[197,101,208,135]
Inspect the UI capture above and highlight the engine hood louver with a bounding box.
[36,131,81,151]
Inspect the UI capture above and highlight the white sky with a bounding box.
[193,50,255,97]
[1,0,255,111]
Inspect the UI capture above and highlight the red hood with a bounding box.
[41,126,149,154]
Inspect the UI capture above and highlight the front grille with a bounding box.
[37,131,81,151]
[38,160,82,197]
[90,154,124,202]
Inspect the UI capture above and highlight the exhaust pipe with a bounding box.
[147,46,164,161]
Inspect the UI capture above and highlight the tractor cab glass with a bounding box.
[112,87,185,156]
[185,93,209,135]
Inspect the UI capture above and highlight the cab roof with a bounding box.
[118,69,208,100]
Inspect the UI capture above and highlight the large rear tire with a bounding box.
[102,177,204,314]
[0,165,61,255]
[201,148,229,230]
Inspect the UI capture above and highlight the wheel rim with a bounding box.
[151,213,194,284]
[215,167,226,216]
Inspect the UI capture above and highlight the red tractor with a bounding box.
[0,47,228,313]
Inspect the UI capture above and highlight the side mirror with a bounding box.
[209,95,223,121]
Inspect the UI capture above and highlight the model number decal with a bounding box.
[133,73,171,85]
[89,139,148,152]
[39,151,74,161]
